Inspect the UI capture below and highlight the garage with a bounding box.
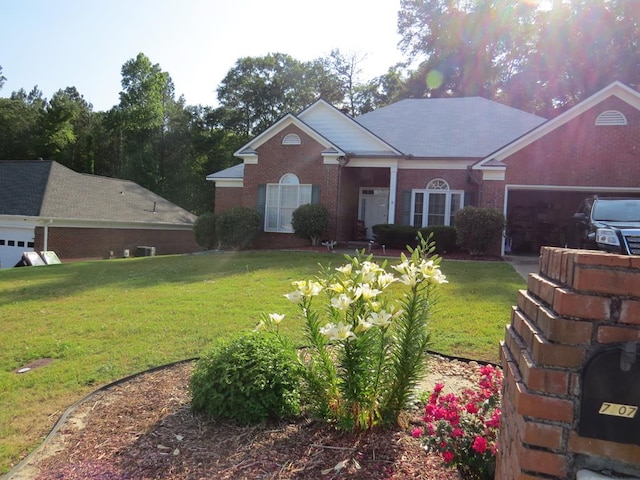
[505,186,640,254]
[0,226,35,269]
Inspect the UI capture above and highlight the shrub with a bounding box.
[414,365,502,480]
[372,224,419,249]
[291,203,330,246]
[190,330,303,424]
[418,226,457,254]
[193,212,218,250]
[454,207,505,256]
[262,234,447,431]
[215,207,261,250]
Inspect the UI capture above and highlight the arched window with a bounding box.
[282,133,302,145]
[265,173,313,233]
[411,178,463,227]
[595,110,627,126]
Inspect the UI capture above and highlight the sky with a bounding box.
[0,0,406,112]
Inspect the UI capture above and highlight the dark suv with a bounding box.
[566,196,640,255]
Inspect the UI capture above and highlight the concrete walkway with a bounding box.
[503,254,540,280]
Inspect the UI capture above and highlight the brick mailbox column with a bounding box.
[496,247,640,479]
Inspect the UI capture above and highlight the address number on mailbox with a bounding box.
[599,402,638,419]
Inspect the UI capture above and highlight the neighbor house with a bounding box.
[0,160,199,268]
[207,81,640,255]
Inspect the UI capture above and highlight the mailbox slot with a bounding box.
[578,344,640,445]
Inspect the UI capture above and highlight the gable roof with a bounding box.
[0,160,196,226]
[206,163,244,180]
[474,81,640,169]
[356,97,546,158]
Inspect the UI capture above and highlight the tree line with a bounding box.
[1,0,638,215]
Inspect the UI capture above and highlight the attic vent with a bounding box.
[595,110,627,126]
[282,133,301,145]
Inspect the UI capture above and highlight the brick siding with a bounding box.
[34,226,200,261]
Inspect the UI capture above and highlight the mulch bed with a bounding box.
[11,357,483,480]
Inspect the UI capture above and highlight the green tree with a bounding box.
[0,66,6,90]
[216,53,343,136]
[0,87,46,159]
[398,0,536,99]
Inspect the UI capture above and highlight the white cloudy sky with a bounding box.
[0,0,405,111]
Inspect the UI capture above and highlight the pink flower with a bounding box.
[412,427,422,438]
[434,383,444,393]
[466,402,479,414]
[472,436,488,454]
[451,427,464,438]
[442,450,455,464]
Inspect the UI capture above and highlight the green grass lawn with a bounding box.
[0,251,524,473]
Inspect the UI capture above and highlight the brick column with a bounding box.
[496,247,640,479]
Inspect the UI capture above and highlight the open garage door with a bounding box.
[0,226,35,268]
[505,186,640,254]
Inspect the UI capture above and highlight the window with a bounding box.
[265,174,312,232]
[410,179,463,227]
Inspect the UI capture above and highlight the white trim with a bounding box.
[409,188,464,227]
[481,169,506,181]
[282,133,301,145]
[213,179,243,188]
[241,155,258,164]
[474,81,640,169]
[0,215,193,231]
[397,158,475,170]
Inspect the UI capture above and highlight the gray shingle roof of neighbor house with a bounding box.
[206,163,244,180]
[0,160,197,226]
[355,97,547,158]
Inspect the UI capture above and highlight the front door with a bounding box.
[358,188,389,239]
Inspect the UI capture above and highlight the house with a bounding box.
[0,160,199,268]
[207,81,640,255]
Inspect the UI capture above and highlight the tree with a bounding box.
[216,53,343,136]
[0,87,46,159]
[0,66,6,90]
[398,0,537,99]
[118,53,176,193]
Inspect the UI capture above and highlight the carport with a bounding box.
[504,185,640,254]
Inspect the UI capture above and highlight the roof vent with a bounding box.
[282,133,301,145]
[595,110,627,126]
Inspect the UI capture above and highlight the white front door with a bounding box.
[358,188,389,239]
[0,226,35,268]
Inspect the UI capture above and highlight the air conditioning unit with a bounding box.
[136,246,156,257]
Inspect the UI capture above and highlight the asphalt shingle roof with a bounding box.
[355,97,546,158]
[0,160,196,226]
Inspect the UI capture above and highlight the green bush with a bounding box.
[193,212,218,250]
[190,331,303,424]
[372,224,418,249]
[418,226,457,254]
[454,206,505,256]
[291,203,330,246]
[215,207,261,250]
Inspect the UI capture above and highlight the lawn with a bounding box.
[0,251,524,474]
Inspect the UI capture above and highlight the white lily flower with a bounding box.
[369,310,393,328]
[355,315,373,333]
[320,321,356,341]
[354,283,382,300]
[268,313,285,324]
[336,264,352,275]
[284,290,303,303]
[331,293,353,311]
[376,272,396,289]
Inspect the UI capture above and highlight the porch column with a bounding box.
[388,164,397,224]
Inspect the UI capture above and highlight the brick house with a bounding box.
[0,160,199,268]
[207,81,640,255]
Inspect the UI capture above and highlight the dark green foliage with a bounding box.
[190,331,303,424]
[454,207,505,256]
[372,224,418,249]
[193,212,218,250]
[215,207,261,250]
[418,226,457,254]
[291,203,330,246]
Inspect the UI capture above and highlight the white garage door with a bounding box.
[0,227,35,269]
